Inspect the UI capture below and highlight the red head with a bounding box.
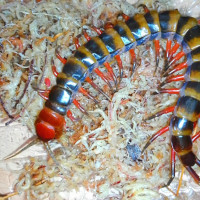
[35,107,65,142]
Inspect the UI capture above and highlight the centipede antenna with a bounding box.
[141,126,169,154]
[74,37,80,49]
[67,110,80,122]
[83,30,91,41]
[185,166,200,184]
[4,136,39,160]
[154,39,160,74]
[104,62,118,89]
[144,106,175,121]
[79,87,100,104]
[168,42,180,61]
[94,68,114,93]
[0,191,18,200]
[85,77,111,101]
[56,53,67,64]
[129,49,136,76]
[73,99,90,117]
[115,54,123,84]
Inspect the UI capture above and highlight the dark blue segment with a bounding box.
[45,100,67,115]
[62,60,87,81]
[114,24,132,46]
[48,85,72,107]
[126,18,141,40]
[74,50,95,71]
[57,76,79,92]
[99,32,116,53]
[84,38,106,61]
[159,11,170,33]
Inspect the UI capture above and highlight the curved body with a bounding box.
[35,8,200,183]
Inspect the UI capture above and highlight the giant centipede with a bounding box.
[1,2,200,199]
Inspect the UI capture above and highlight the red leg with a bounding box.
[168,51,185,66]
[115,54,123,82]
[165,61,187,76]
[85,77,111,101]
[79,87,99,104]
[104,23,114,29]
[73,99,89,116]
[104,62,117,87]
[74,37,80,49]
[192,131,200,142]
[141,126,169,153]
[168,42,180,60]
[92,26,103,35]
[121,13,130,21]
[154,39,160,72]
[139,4,150,13]
[67,110,80,122]
[56,53,67,64]
[159,88,180,94]
[161,74,185,87]
[145,106,175,120]
[83,30,91,41]
[94,68,114,92]
[38,89,50,100]
[129,49,136,76]
[166,40,172,59]
[52,65,59,77]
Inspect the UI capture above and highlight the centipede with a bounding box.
[1,0,200,199]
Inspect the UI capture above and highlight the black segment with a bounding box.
[180,151,196,166]
[159,11,170,33]
[171,135,192,152]
[74,50,95,68]
[190,61,200,73]
[114,24,132,46]
[176,17,189,35]
[191,46,200,58]
[45,100,67,115]
[184,25,200,44]
[185,81,200,94]
[62,60,86,80]
[99,32,116,53]
[57,76,79,91]
[170,116,193,133]
[48,86,72,107]
[84,39,105,60]
[177,96,200,115]
[126,18,141,40]
[144,12,159,34]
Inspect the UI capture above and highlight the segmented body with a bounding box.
[35,8,200,184]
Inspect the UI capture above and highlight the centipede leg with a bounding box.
[121,13,130,21]
[129,49,136,76]
[139,4,150,13]
[168,42,180,61]
[192,131,200,142]
[73,99,90,116]
[158,88,180,94]
[104,23,114,29]
[56,53,67,64]
[92,26,103,35]
[83,30,91,41]
[66,110,80,122]
[74,37,80,49]
[52,65,59,77]
[164,61,187,76]
[165,148,176,186]
[166,39,172,60]
[85,77,111,101]
[141,126,169,153]
[104,62,117,89]
[160,74,185,87]
[154,39,160,73]
[145,106,175,120]
[115,54,123,84]
[185,166,200,184]
[79,87,99,104]
[168,51,185,66]
[94,68,114,93]
[38,89,50,100]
